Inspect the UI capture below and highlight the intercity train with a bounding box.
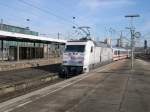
[60,38,130,77]
[112,47,130,61]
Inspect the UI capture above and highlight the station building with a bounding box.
[0,24,66,62]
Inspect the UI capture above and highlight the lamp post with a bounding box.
[26,19,30,30]
[125,14,140,69]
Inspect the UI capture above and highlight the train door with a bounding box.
[89,45,95,69]
[100,47,103,62]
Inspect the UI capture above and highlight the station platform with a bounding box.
[0,57,62,71]
[0,62,61,100]
[0,59,150,112]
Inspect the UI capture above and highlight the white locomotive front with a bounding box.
[60,39,113,77]
[62,41,87,75]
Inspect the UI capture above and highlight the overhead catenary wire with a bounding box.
[17,0,79,27]
[0,2,47,22]
[0,0,100,40]
[0,2,57,23]
[0,1,77,39]
[0,3,29,23]
[0,1,50,28]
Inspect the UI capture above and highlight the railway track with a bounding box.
[0,59,129,112]
[0,60,120,103]
[135,54,150,60]
[0,64,64,103]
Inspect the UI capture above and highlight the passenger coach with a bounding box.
[112,47,130,61]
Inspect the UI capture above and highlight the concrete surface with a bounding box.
[0,57,61,71]
[0,59,150,112]
[0,64,61,97]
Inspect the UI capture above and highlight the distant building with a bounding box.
[0,23,38,36]
[116,37,129,48]
[104,38,112,46]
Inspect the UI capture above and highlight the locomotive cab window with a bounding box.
[65,45,85,52]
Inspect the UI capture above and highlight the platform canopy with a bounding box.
[0,30,66,43]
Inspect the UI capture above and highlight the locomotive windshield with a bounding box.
[65,45,85,52]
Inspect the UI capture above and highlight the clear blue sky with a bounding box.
[0,0,149,44]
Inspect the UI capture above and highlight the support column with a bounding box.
[1,40,3,61]
[34,42,36,59]
[47,43,49,59]
[29,47,32,59]
[43,43,44,59]
[58,43,60,57]
[17,41,19,61]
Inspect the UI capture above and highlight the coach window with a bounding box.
[114,51,117,55]
[91,46,93,53]
[118,50,120,55]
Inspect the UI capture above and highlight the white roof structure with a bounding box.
[0,30,66,43]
